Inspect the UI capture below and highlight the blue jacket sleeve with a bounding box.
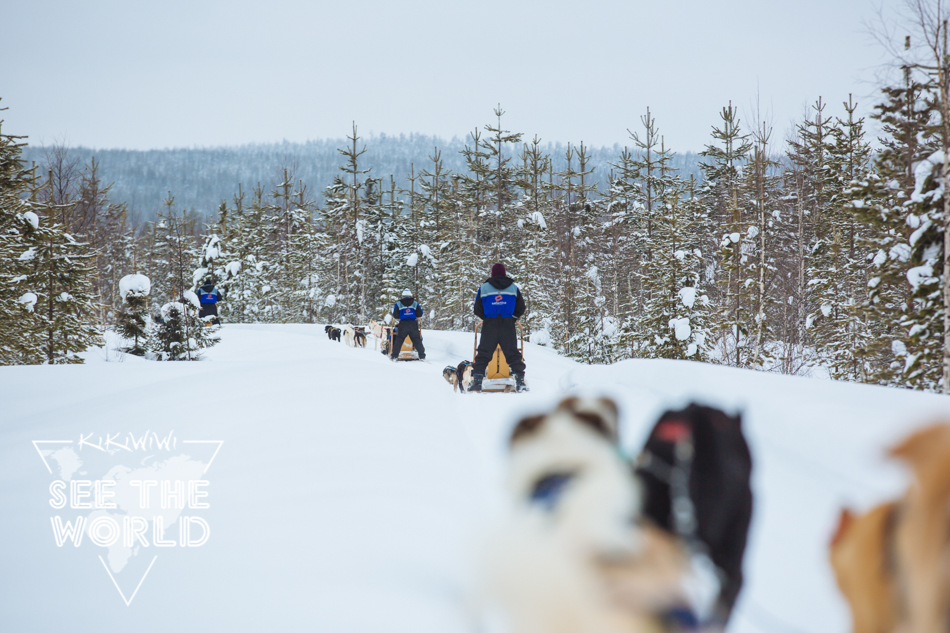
[392,302,400,320]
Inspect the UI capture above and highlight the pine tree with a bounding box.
[516,137,555,341]
[116,274,150,356]
[635,136,710,361]
[318,124,374,322]
[149,299,219,361]
[743,119,783,368]
[852,71,934,385]
[699,103,753,365]
[23,171,103,364]
[809,97,876,381]
[0,104,45,364]
[788,98,838,368]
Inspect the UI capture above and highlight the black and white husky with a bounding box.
[443,360,473,392]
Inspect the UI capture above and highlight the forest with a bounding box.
[2,4,950,394]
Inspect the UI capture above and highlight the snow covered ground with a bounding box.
[2,324,949,633]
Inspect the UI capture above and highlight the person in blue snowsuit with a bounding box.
[197,278,224,325]
[470,263,527,392]
[390,289,426,360]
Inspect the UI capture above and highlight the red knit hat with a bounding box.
[491,262,506,277]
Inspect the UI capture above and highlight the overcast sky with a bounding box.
[1,0,895,153]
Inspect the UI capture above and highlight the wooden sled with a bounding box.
[388,326,420,361]
[473,321,524,392]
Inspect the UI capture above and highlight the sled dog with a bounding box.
[485,397,690,633]
[443,361,474,392]
[830,502,901,633]
[368,320,386,350]
[831,423,950,633]
[325,325,341,342]
[634,403,752,627]
[342,324,356,347]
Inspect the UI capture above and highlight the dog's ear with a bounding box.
[889,423,950,470]
[830,508,855,547]
[511,414,546,444]
[557,397,619,442]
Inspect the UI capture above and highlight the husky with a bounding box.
[633,404,752,628]
[342,324,356,347]
[443,360,474,392]
[354,330,366,348]
[830,502,901,633]
[324,325,341,342]
[369,320,386,350]
[831,423,950,633]
[484,397,690,633]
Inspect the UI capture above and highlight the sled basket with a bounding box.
[388,325,420,361]
[473,321,524,392]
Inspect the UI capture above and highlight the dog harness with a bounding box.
[638,420,723,630]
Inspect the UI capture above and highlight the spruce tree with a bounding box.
[23,171,103,363]
[699,103,753,365]
[116,274,150,356]
[0,105,45,364]
[852,72,934,385]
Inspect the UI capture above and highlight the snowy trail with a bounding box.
[2,324,950,633]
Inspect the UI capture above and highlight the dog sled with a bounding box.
[388,326,421,361]
[474,321,524,393]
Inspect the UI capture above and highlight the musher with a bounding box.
[197,278,224,325]
[390,289,426,361]
[470,263,527,392]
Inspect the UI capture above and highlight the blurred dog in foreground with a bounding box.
[485,397,694,633]
[831,423,950,633]
[634,404,753,627]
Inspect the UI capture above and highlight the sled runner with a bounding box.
[473,321,524,392]
[388,326,421,361]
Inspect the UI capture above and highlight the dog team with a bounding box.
[489,395,950,633]
[323,323,367,348]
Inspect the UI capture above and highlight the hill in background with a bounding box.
[22,136,702,226]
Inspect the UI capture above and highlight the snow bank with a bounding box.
[119,274,150,299]
[5,325,950,633]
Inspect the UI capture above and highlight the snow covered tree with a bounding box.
[852,68,935,385]
[635,141,710,361]
[743,118,783,368]
[700,103,753,365]
[317,124,376,322]
[149,296,219,361]
[22,171,103,363]
[474,106,523,263]
[516,137,555,340]
[806,97,876,381]
[116,274,150,356]
[0,106,46,365]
